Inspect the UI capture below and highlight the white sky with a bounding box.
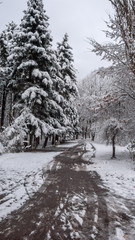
[0,0,113,80]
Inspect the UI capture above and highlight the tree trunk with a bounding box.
[9,92,13,125]
[82,127,84,138]
[85,126,87,139]
[24,137,28,148]
[55,135,60,145]
[42,136,48,148]
[76,133,79,139]
[35,137,40,149]
[52,134,55,145]
[0,85,7,129]
[112,136,116,159]
[91,133,95,141]
[55,134,59,142]
[29,134,33,148]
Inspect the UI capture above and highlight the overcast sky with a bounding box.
[0,0,113,80]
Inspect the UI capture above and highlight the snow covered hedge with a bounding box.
[127,140,135,160]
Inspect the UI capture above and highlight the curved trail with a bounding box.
[0,143,133,239]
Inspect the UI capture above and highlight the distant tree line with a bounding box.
[77,0,135,158]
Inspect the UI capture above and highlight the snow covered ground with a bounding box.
[56,140,78,148]
[0,140,135,239]
[0,151,60,221]
[0,141,78,221]
[85,142,135,240]
[86,142,135,200]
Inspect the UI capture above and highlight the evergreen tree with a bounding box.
[6,0,67,148]
[0,22,17,128]
[57,34,79,138]
[57,33,77,98]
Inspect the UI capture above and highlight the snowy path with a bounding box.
[0,141,135,240]
[0,143,109,240]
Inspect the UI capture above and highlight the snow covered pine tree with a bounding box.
[2,0,70,150]
[57,33,80,140]
[0,22,17,129]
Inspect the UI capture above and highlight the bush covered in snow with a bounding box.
[0,124,27,153]
[82,142,96,161]
[127,140,135,160]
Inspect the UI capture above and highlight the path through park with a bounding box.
[0,142,135,240]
